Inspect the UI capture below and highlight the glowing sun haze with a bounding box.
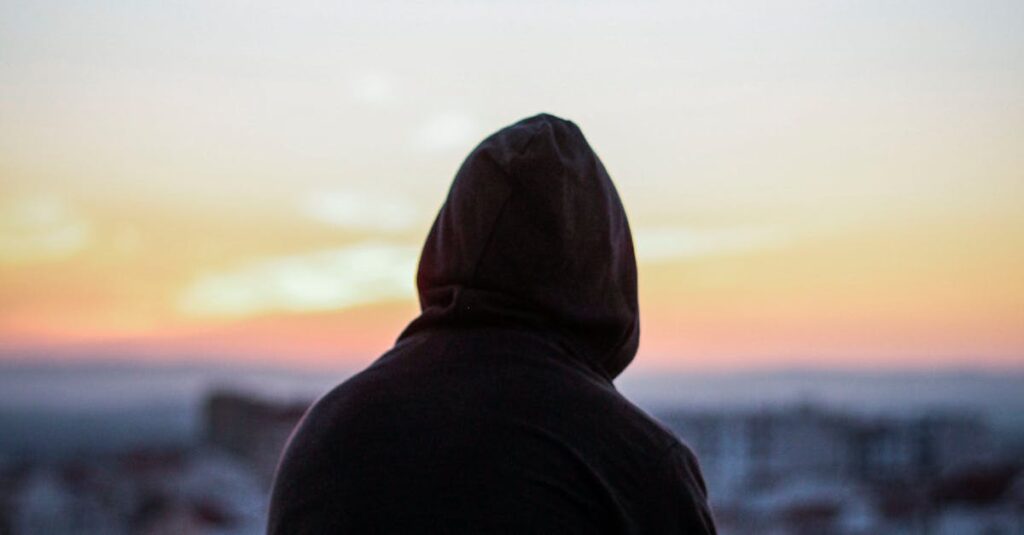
[1,1,1022,371]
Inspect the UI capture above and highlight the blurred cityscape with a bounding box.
[1,383,1022,535]
[664,407,1022,534]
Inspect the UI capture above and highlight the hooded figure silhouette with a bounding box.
[267,114,716,534]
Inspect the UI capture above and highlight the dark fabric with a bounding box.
[267,114,716,534]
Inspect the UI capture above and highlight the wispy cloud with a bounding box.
[179,241,418,317]
[303,190,421,232]
[633,226,789,263]
[412,112,479,152]
[0,195,92,264]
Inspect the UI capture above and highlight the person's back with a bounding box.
[268,114,716,534]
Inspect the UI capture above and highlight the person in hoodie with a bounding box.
[267,114,716,534]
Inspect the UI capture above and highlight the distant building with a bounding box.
[0,447,267,535]
[663,406,858,493]
[852,414,992,481]
[662,405,993,492]
[203,390,310,485]
[660,405,1007,534]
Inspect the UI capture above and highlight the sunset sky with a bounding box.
[1,1,1022,371]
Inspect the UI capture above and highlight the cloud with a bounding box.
[412,112,479,152]
[179,241,419,317]
[349,72,397,105]
[176,225,788,317]
[0,195,92,264]
[633,226,789,263]
[303,190,421,232]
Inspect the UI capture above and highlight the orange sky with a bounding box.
[1,1,1022,371]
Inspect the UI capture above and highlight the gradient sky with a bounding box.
[1,1,1022,371]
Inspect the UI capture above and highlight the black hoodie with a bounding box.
[267,114,716,534]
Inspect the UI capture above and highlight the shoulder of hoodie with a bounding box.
[294,331,691,465]
[613,386,698,462]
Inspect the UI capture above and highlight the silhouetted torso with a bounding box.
[267,114,716,534]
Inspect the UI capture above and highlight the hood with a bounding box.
[398,114,639,380]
